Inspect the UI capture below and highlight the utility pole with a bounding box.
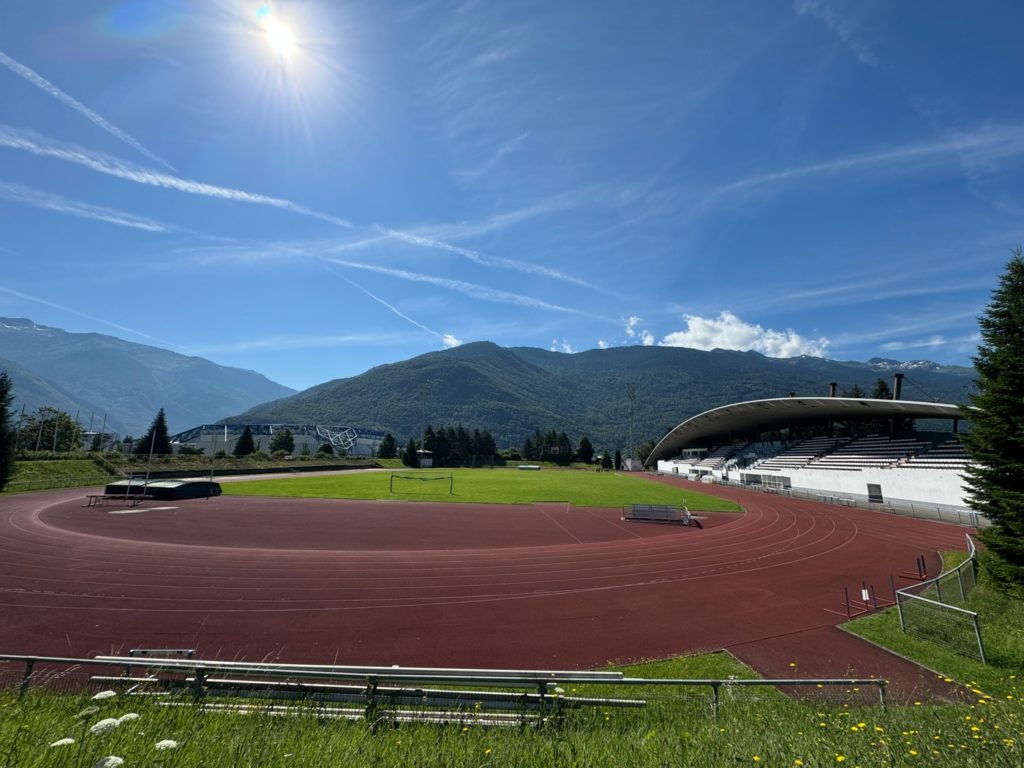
[626,381,637,471]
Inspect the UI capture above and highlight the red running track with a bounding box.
[0,482,970,700]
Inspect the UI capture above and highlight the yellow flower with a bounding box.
[789,662,797,667]
[753,757,761,763]
[794,761,804,766]
[836,756,846,763]
[909,750,918,756]
[485,748,492,755]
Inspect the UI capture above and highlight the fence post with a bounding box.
[972,616,987,665]
[877,681,887,710]
[935,578,943,604]
[710,683,720,718]
[895,593,906,632]
[19,658,35,698]
[957,568,966,603]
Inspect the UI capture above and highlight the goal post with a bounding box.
[389,472,454,496]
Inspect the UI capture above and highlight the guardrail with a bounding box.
[0,654,888,717]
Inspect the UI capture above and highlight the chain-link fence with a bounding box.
[895,536,985,662]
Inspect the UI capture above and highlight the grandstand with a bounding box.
[169,424,385,457]
[646,387,974,513]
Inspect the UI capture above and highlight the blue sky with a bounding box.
[1,0,1021,391]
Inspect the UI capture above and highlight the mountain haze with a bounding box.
[0,318,295,435]
[231,342,976,450]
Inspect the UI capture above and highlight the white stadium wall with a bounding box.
[656,459,969,509]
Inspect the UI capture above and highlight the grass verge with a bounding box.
[222,468,742,511]
[1,652,1019,767]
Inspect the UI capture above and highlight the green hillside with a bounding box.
[230,342,975,450]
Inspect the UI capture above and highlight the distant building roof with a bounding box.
[645,397,967,467]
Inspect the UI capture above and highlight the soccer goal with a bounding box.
[389,472,454,496]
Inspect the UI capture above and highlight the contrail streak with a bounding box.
[0,125,352,229]
[326,267,460,347]
[0,180,171,232]
[323,256,598,318]
[0,49,174,170]
[0,285,183,348]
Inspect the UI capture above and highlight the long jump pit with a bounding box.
[0,485,971,701]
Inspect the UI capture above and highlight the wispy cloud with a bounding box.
[792,0,878,67]
[376,225,607,292]
[0,125,352,228]
[326,268,462,348]
[707,124,1024,204]
[0,285,182,348]
[0,49,174,169]
[660,310,830,357]
[878,333,981,354]
[323,256,599,318]
[0,180,171,232]
[190,332,403,354]
[453,132,529,178]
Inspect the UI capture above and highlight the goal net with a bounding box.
[389,472,454,496]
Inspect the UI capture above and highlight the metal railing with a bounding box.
[895,535,986,663]
[0,654,888,718]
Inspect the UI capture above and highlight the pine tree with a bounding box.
[961,247,1024,588]
[0,372,15,492]
[269,428,295,455]
[233,425,256,457]
[614,449,622,470]
[134,408,172,456]
[403,437,419,467]
[577,436,595,463]
[378,433,398,459]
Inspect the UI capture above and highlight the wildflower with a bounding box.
[93,758,124,768]
[874,726,884,733]
[909,749,918,756]
[836,756,846,763]
[117,713,139,724]
[753,757,760,763]
[970,726,980,732]
[789,662,797,667]
[943,677,953,683]
[913,701,921,706]
[794,761,804,766]
[92,690,117,701]
[485,748,492,755]
[49,738,75,747]
[89,718,120,735]
[155,739,178,751]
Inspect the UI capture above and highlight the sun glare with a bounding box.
[263,17,295,56]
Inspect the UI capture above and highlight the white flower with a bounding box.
[93,757,124,768]
[155,739,178,751]
[89,718,120,735]
[49,738,75,747]
[117,713,140,723]
[92,690,117,701]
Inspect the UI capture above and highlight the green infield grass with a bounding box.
[223,468,741,512]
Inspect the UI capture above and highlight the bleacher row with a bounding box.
[752,436,970,473]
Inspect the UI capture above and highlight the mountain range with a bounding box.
[0,318,294,436]
[0,318,976,448]
[229,342,976,451]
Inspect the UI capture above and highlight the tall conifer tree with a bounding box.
[135,408,172,456]
[0,372,15,492]
[961,247,1024,588]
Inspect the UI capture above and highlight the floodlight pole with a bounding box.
[626,381,637,471]
[143,428,156,492]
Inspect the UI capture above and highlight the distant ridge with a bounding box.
[0,318,295,435]
[230,341,975,450]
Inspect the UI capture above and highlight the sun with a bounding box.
[263,17,295,57]
[255,5,296,58]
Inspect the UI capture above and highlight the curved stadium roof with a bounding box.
[645,397,967,467]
